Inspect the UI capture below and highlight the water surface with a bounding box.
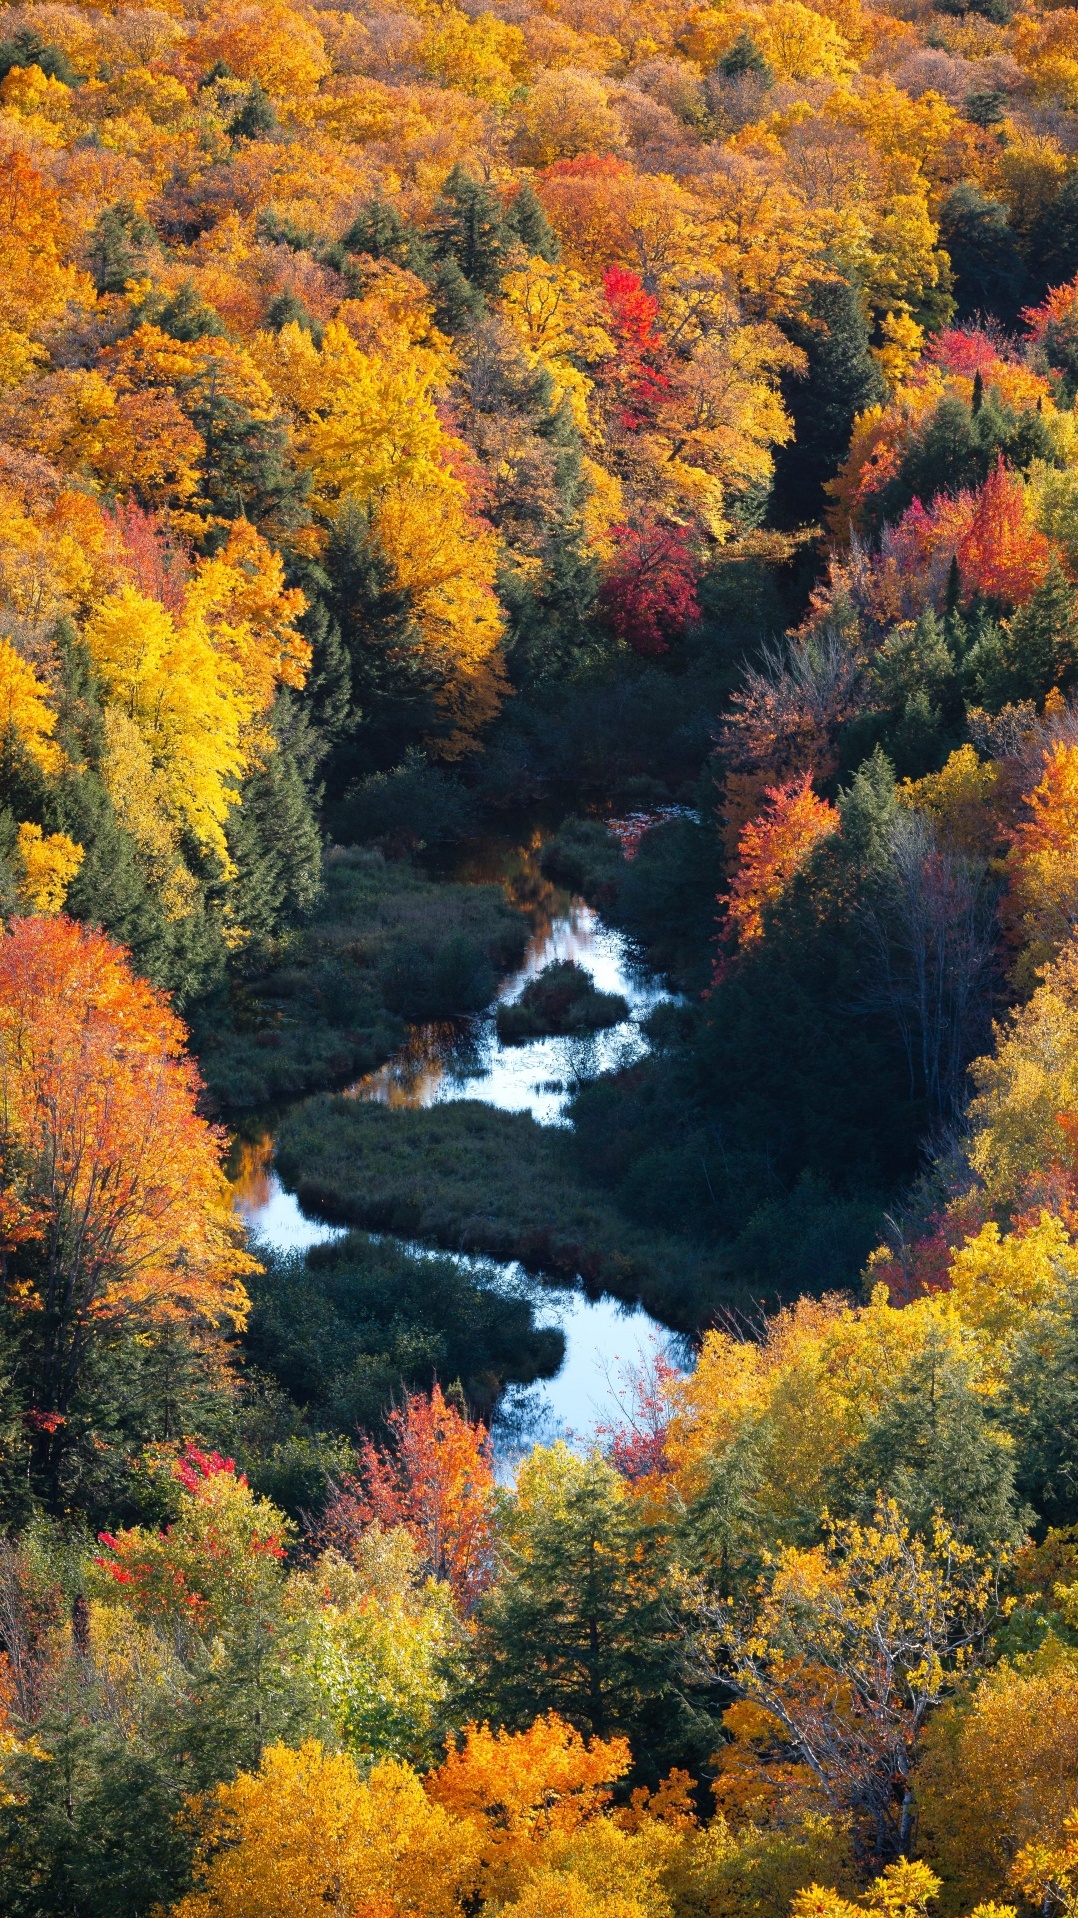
[232,833,687,1449]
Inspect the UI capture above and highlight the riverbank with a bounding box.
[191,846,530,1112]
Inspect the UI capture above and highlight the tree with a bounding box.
[427,1714,632,1905]
[470,1443,687,1767]
[721,773,839,949]
[323,1384,496,1611]
[858,810,997,1120]
[598,521,699,657]
[771,277,884,528]
[938,186,1026,328]
[696,1502,1008,1862]
[168,1740,477,1918]
[0,917,252,1496]
[1007,741,1078,971]
[916,1653,1078,1912]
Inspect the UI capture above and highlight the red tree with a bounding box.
[318,1385,496,1610]
[598,519,700,656]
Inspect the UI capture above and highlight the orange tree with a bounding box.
[0,915,253,1498]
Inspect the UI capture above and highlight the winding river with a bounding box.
[230,825,691,1455]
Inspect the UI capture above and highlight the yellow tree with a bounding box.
[695,1502,1009,1860]
[169,1740,478,1918]
[256,317,507,755]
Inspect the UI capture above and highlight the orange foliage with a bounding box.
[953,460,1052,609]
[0,916,252,1417]
[427,1714,633,1901]
[325,1385,496,1610]
[721,771,839,949]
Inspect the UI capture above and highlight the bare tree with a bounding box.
[860,812,998,1123]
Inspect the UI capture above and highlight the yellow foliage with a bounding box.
[966,937,1078,1210]
[84,586,245,872]
[170,1740,478,1918]
[514,68,626,165]
[681,3,853,80]
[429,1713,632,1903]
[0,639,61,775]
[917,1651,1078,1911]
[100,706,198,921]
[897,746,1001,858]
[15,823,84,915]
[255,319,506,754]
[873,311,924,392]
[421,7,529,105]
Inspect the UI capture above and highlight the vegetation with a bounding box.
[192,846,528,1109]
[273,1095,725,1325]
[495,961,629,1042]
[7,0,1078,1907]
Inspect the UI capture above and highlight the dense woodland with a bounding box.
[5,0,1078,1906]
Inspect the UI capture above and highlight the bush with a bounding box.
[495,962,628,1042]
[245,1231,565,1430]
[329,758,478,855]
[540,818,627,907]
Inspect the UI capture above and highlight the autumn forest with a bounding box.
[3,0,1078,1906]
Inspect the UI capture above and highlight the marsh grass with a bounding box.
[274,1096,740,1330]
[495,962,628,1044]
[193,848,528,1109]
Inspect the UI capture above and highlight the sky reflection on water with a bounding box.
[232,873,685,1451]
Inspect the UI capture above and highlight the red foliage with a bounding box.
[954,457,1051,606]
[320,1385,496,1610]
[105,500,190,615]
[924,327,1017,377]
[597,1345,680,1484]
[598,519,700,656]
[601,264,670,427]
[718,770,839,956]
[173,1443,243,1492]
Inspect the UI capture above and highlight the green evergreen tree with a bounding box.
[153,281,226,342]
[430,164,510,292]
[470,1449,691,1774]
[318,504,445,790]
[226,696,324,965]
[228,79,277,140]
[829,1328,1024,1553]
[503,181,559,262]
[939,183,1026,326]
[86,201,155,296]
[771,274,884,527]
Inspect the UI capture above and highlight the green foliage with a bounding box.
[938,184,1026,326]
[244,1231,564,1430]
[191,847,527,1108]
[772,275,884,528]
[86,201,156,296]
[228,79,277,139]
[470,1445,695,1774]
[0,26,79,84]
[0,1724,193,1918]
[328,755,477,854]
[827,1327,1025,1552]
[869,390,1056,530]
[495,961,628,1042]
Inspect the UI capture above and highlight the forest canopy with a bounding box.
[4,0,1078,1908]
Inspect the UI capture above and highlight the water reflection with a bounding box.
[349,903,672,1127]
[234,1165,683,1456]
[231,830,688,1450]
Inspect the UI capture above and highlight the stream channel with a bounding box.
[230,826,691,1459]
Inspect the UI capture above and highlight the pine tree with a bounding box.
[86,201,155,296]
[771,275,884,527]
[430,165,510,293]
[503,182,559,263]
[939,183,1026,327]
